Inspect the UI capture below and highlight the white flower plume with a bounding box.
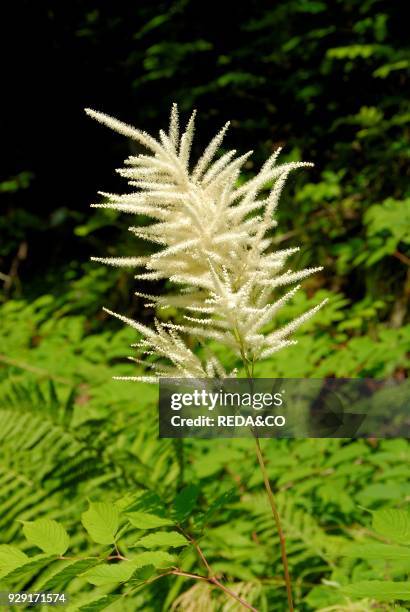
[86,105,327,379]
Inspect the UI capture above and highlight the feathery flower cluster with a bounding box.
[86,105,327,381]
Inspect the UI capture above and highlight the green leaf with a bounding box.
[372,508,410,544]
[1,555,56,582]
[22,519,70,555]
[202,489,236,525]
[131,565,156,581]
[0,545,28,578]
[83,562,136,586]
[172,485,199,522]
[124,491,167,515]
[83,557,165,587]
[343,581,410,601]
[136,531,188,549]
[36,558,99,591]
[343,542,410,561]
[130,551,176,568]
[127,512,174,530]
[81,501,119,545]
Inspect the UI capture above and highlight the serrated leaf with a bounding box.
[131,565,156,581]
[172,485,199,522]
[343,542,410,561]
[372,508,410,544]
[22,519,70,555]
[130,551,175,568]
[343,580,410,601]
[83,562,136,586]
[36,558,99,591]
[127,512,174,530]
[1,554,55,582]
[0,545,28,578]
[81,502,119,545]
[136,531,188,549]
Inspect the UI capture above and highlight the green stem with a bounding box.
[254,437,294,611]
[235,328,294,611]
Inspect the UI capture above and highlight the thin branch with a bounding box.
[113,541,126,560]
[393,250,410,266]
[234,327,294,611]
[3,241,27,295]
[171,569,209,582]
[172,524,257,610]
[176,523,213,576]
[170,569,258,611]
[189,536,213,576]
[254,438,294,611]
[104,520,257,611]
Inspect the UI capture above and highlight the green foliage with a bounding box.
[81,503,120,546]
[0,546,28,577]
[126,512,174,530]
[343,581,410,602]
[372,508,410,544]
[83,563,144,587]
[134,532,188,549]
[0,172,34,194]
[22,519,70,556]
[1,366,410,609]
[172,485,200,523]
[339,507,410,605]
[1,0,409,609]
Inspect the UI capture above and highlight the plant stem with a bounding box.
[235,329,294,610]
[170,570,258,611]
[189,536,213,575]
[172,527,257,610]
[254,437,294,611]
